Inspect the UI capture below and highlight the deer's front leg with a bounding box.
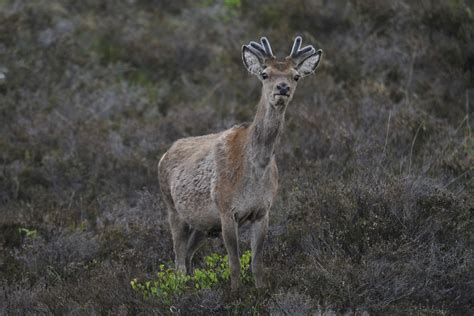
[221,214,241,294]
[251,213,268,288]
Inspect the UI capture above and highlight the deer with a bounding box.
[158,36,322,293]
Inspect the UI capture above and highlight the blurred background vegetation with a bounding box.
[0,0,473,314]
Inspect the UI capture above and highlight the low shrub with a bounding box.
[130,251,251,303]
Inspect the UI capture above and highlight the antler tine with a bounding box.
[249,41,267,57]
[244,37,274,60]
[296,45,315,58]
[260,37,273,57]
[290,36,302,57]
[289,36,316,60]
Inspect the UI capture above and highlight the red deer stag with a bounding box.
[158,36,322,293]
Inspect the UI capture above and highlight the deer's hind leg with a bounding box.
[185,229,206,273]
[164,199,206,274]
[167,208,191,273]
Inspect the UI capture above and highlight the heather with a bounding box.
[0,0,473,314]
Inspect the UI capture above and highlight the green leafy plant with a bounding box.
[131,251,252,302]
[194,250,252,288]
[222,0,241,20]
[131,264,191,304]
[224,0,241,9]
[18,227,38,239]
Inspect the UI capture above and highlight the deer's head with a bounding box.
[242,36,322,109]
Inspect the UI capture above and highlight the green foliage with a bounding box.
[130,264,191,304]
[221,0,241,20]
[131,251,252,302]
[224,0,241,9]
[18,227,38,239]
[240,250,252,282]
[199,250,252,286]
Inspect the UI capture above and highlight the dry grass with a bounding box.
[1,0,473,314]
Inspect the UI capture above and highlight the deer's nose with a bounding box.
[276,82,290,95]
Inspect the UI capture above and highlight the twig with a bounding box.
[54,110,73,128]
[443,167,473,189]
[405,53,416,105]
[196,81,224,109]
[408,122,423,174]
[423,116,468,175]
[383,110,392,156]
[453,116,469,135]
[466,90,471,137]
[67,190,76,210]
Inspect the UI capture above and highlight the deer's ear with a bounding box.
[296,49,322,77]
[242,46,264,76]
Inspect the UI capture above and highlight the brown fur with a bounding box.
[226,124,249,184]
[264,58,294,71]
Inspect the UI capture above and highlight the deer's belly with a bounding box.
[170,164,221,231]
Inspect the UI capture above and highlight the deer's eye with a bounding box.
[294,74,300,82]
[261,72,269,80]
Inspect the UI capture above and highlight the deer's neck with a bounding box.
[246,95,286,169]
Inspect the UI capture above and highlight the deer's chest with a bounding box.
[232,161,278,223]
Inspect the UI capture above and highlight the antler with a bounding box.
[244,37,274,60]
[289,36,316,62]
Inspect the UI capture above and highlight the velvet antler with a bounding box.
[289,36,316,62]
[244,37,274,61]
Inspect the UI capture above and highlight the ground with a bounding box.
[0,0,473,314]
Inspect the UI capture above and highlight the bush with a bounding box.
[130,251,252,303]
